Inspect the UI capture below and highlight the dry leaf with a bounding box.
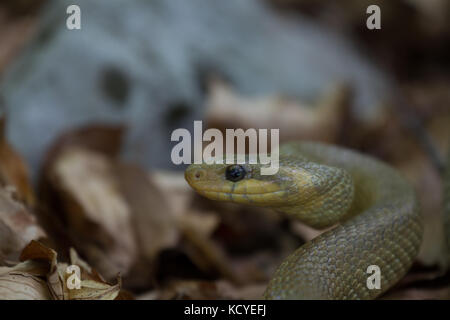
[0,116,35,206]
[20,238,57,266]
[42,124,125,159]
[214,280,266,300]
[47,257,121,300]
[205,79,349,144]
[116,164,179,261]
[383,286,450,300]
[12,241,123,300]
[70,279,120,300]
[393,112,450,268]
[181,226,239,284]
[36,125,126,262]
[0,188,45,263]
[142,280,224,300]
[115,164,181,290]
[140,279,266,300]
[45,146,137,279]
[0,271,51,300]
[0,241,52,300]
[150,170,220,237]
[149,171,237,283]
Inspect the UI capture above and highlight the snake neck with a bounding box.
[276,162,355,229]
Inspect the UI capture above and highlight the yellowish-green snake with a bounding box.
[185,141,435,299]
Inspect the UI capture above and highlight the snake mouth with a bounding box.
[194,188,286,197]
[185,173,284,195]
[194,188,288,204]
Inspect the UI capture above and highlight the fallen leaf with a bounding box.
[0,271,51,300]
[116,164,179,261]
[205,79,350,145]
[12,240,123,300]
[44,146,137,279]
[0,116,35,206]
[139,279,266,300]
[0,188,45,263]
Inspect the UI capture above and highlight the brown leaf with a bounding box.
[393,112,450,268]
[0,260,49,277]
[47,260,122,300]
[44,146,137,279]
[143,280,222,300]
[115,164,181,290]
[0,188,45,263]
[214,280,266,300]
[0,116,35,206]
[14,241,122,300]
[149,171,239,282]
[140,279,266,300]
[205,79,350,145]
[0,271,51,300]
[42,124,125,161]
[36,125,125,263]
[382,287,450,300]
[181,226,239,284]
[20,239,57,267]
[150,171,220,237]
[115,289,134,300]
[47,262,69,300]
[68,278,121,300]
[116,164,179,261]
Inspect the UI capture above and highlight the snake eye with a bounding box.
[225,165,246,182]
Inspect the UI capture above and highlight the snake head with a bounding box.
[185,155,355,228]
[184,156,307,207]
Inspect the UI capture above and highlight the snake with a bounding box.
[184,141,450,299]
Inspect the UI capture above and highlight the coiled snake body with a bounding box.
[185,142,424,299]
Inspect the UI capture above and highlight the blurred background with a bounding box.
[0,0,449,299]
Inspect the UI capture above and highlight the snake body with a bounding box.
[185,142,424,299]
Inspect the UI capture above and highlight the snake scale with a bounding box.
[184,141,450,299]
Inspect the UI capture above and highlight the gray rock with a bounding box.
[0,0,392,178]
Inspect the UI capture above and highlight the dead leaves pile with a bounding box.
[0,240,122,300]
